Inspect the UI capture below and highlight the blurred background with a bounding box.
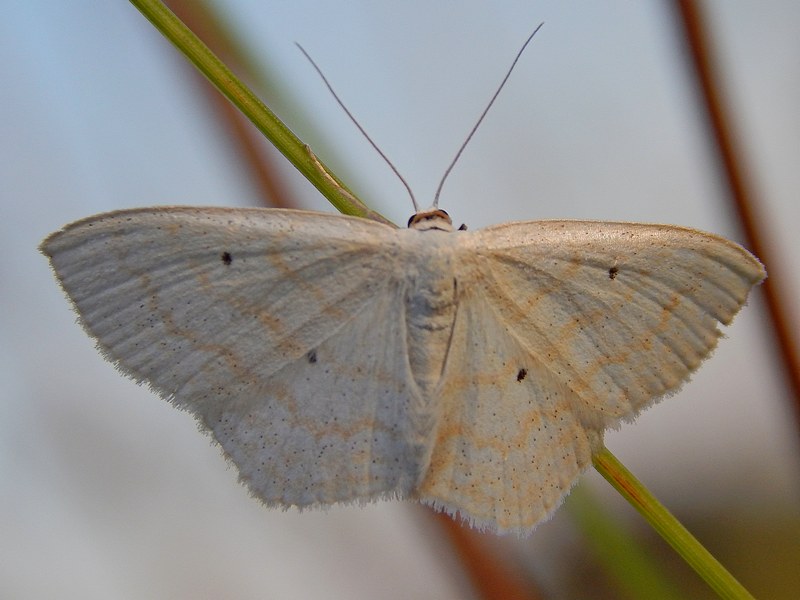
[1,1,798,598]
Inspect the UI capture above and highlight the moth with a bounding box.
[41,206,764,533]
[40,25,765,534]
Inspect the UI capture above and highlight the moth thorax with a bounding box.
[405,279,458,395]
[407,209,454,232]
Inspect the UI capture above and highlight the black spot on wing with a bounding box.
[516,368,528,382]
[221,251,233,265]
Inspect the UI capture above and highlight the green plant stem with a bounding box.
[593,446,755,600]
[567,484,681,599]
[127,0,393,225]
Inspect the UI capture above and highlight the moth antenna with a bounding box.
[296,43,420,213]
[433,23,544,207]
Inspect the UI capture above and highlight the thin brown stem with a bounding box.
[675,0,800,442]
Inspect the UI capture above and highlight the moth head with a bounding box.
[407,209,454,232]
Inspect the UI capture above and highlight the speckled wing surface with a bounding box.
[41,207,432,506]
[42,208,765,534]
[418,219,765,532]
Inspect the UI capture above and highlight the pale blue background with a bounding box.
[2,2,798,598]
